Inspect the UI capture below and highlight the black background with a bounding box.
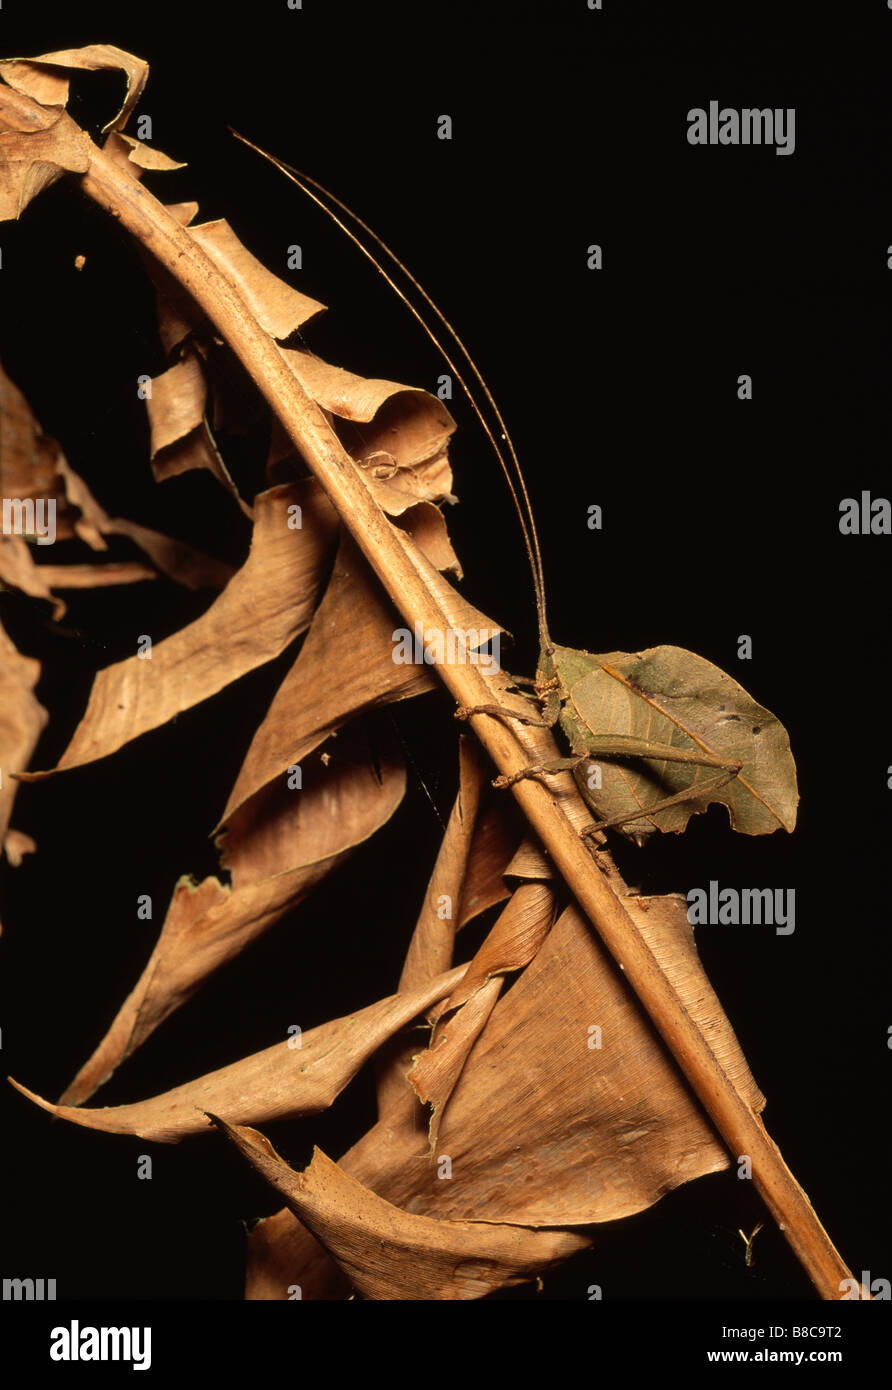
[0,0,889,1319]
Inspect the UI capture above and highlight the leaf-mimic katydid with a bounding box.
[230,129,798,847]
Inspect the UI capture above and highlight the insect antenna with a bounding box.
[228,127,552,654]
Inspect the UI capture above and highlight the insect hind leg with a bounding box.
[454,702,552,728]
[580,763,742,838]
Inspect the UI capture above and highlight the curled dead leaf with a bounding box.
[219,510,490,828]
[219,1127,590,1301]
[13,959,467,1141]
[51,725,407,1106]
[145,350,247,509]
[0,357,235,600]
[0,89,90,220]
[0,44,149,133]
[20,480,338,777]
[245,884,764,1297]
[0,616,47,928]
[4,827,36,867]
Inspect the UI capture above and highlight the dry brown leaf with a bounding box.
[218,1127,589,1301]
[437,880,555,1015]
[219,512,494,828]
[100,129,147,176]
[281,348,449,426]
[504,835,555,881]
[139,210,316,368]
[20,480,338,778]
[31,562,156,588]
[141,208,205,357]
[0,360,85,542]
[280,347,456,513]
[98,518,234,591]
[0,45,150,216]
[621,891,765,1113]
[373,739,487,1132]
[393,502,460,575]
[53,458,108,550]
[99,128,185,175]
[389,515,502,648]
[4,827,36,867]
[0,502,231,600]
[375,751,552,1157]
[13,959,467,1142]
[61,442,236,587]
[397,737,484,996]
[0,59,71,110]
[111,132,184,171]
[362,897,764,1226]
[49,726,407,1107]
[1,358,234,595]
[145,350,249,513]
[0,88,90,221]
[265,413,304,482]
[146,353,209,457]
[165,200,198,227]
[244,801,535,1299]
[137,256,451,516]
[244,889,764,1297]
[0,44,148,133]
[189,221,324,341]
[0,616,47,926]
[247,1216,352,1302]
[246,1206,351,1300]
[409,879,556,1147]
[0,535,65,616]
[409,979,503,1140]
[456,798,518,927]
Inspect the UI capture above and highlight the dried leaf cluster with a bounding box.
[0,45,857,1300]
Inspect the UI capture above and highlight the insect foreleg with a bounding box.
[493,755,590,789]
[454,702,552,728]
[455,676,561,729]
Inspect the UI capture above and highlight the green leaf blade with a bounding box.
[559,644,799,840]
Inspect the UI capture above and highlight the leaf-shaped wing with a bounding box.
[558,643,798,839]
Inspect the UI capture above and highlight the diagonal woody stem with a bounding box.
[0,87,862,1300]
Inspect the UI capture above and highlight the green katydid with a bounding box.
[231,130,799,846]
